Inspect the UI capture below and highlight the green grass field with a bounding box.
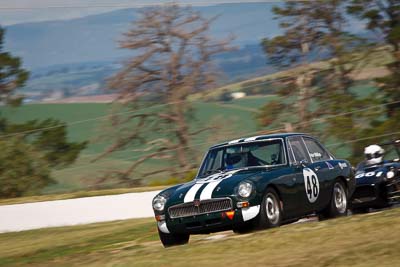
[0,49,384,197]
[0,98,269,194]
[0,78,379,196]
[0,99,271,154]
[1,208,399,266]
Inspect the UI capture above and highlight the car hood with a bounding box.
[165,168,266,207]
[355,162,398,184]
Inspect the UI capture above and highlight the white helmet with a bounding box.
[364,144,384,165]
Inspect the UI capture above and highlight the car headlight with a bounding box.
[387,171,395,179]
[152,195,167,211]
[238,181,253,198]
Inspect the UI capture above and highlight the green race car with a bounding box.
[152,133,355,247]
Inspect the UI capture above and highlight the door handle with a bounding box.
[314,166,321,171]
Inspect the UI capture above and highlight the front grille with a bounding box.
[168,198,232,219]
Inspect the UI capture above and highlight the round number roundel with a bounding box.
[303,168,320,203]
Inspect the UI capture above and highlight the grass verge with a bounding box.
[0,208,399,266]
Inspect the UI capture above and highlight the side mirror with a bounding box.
[293,159,308,168]
[299,159,308,167]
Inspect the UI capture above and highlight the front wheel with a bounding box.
[256,187,282,229]
[320,180,348,219]
[158,229,189,248]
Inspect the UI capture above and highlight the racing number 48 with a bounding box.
[306,175,319,199]
[303,168,320,203]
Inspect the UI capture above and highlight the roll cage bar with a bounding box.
[379,139,400,158]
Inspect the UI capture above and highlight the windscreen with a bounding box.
[198,139,285,177]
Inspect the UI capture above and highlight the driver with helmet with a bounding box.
[364,144,385,166]
[356,144,386,171]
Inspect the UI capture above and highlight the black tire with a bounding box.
[158,229,189,248]
[320,180,348,219]
[256,187,282,229]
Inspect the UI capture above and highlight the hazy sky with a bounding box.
[0,0,280,25]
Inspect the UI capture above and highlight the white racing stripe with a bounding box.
[184,170,240,202]
[183,183,203,203]
[199,180,221,200]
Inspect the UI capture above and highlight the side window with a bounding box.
[286,142,295,164]
[251,141,284,165]
[201,149,223,175]
[303,137,331,162]
[288,136,310,163]
[211,150,223,169]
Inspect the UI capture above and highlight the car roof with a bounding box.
[209,132,307,149]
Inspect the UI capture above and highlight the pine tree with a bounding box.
[259,0,375,162]
[0,27,29,106]
[0,27,87,198]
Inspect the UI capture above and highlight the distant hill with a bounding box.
[19,43,274,101]
[4,3,280,70]
[3,2,368,99]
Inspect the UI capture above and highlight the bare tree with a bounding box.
[96,4,232,183]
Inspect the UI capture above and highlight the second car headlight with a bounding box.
[387,171,395,179]
[238,181,253,198]
[152,195,167,211]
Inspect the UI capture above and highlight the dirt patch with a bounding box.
[351,67,389,80]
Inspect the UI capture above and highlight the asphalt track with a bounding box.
[1,190,396,233]
[0,190,161,233]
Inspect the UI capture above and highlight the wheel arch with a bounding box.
[320,175,349,219]
[263,183,283,210]
[335,176,348,191]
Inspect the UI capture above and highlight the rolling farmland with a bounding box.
[0,97,273,193]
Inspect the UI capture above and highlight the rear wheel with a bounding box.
[158,229,189,248]
[320,180,348,219]
[256,187,282,229]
